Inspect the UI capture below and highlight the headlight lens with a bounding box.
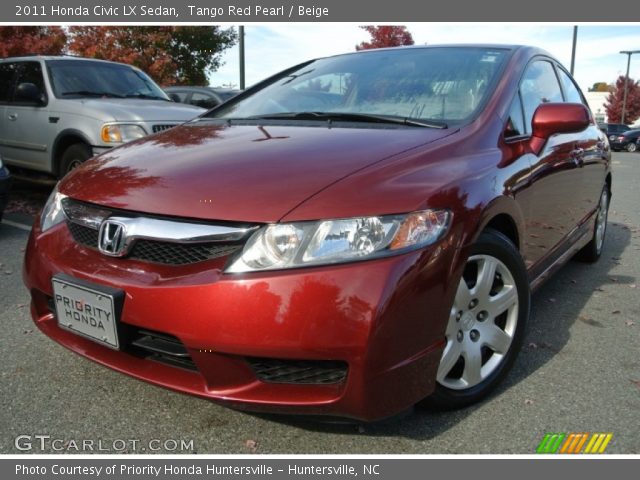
[226,209,451,273]
[40,185,67,232]
[101,124,147,143]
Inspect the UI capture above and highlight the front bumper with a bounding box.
[23,217,460,421]
[0,166,12,218]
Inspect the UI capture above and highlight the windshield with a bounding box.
[211,47,509,124]
[47,59,169,101]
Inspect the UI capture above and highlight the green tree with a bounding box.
[68,26,236,85]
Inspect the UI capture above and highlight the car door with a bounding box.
[556,66,608,225]
[518,59,585,267]
[0,62,18,162]
[3,61,52,171]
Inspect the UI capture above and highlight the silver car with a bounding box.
[0,56,205,178]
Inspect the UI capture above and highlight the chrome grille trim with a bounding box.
[62,199,258,261]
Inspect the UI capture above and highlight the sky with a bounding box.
[211,24,640,93]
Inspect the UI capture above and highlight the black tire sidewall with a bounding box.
[426,229,530,409]
[59,144,91,178]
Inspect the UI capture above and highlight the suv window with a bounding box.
[191,92,219,109]
[0,63,17,103]
[520,60,563,129]
[13,62,46,105]
[556,68,584,104]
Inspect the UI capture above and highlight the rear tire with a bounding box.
[420,229,530,410]
[576,186,609,263]
[59,143,91,178]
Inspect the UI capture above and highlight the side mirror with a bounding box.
[530,103,591,154]
[15,82,44,105]
[168,93,181,103]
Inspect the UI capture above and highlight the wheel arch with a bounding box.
[463,196,526,252]
[52,129,93,176]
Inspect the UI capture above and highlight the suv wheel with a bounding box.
[421,229,530,409]
[59,144,91,178]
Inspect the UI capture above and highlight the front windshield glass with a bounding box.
[211,47,509,124]
[47,59,169,100]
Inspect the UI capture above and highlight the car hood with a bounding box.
[68,98,204,122]
[60,122,456,223]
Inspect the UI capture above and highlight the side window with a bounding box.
[13,62,47,105]
[505,94,526,138]
[191,92,219,109]
[557,68,585,104]
[0,63,17,103]
[520,60,563,129]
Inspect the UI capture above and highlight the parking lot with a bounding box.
[0,152,638,454]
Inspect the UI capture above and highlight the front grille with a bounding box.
[152,124,177,133]
[66,220,242,266]
[67,221,99,248]
[129,240,240,265]
[246,358,348,385]
[129,329,198,371]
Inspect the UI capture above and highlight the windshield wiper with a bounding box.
[61,90,125,98]
[125,93,170,101]
[244,112,447,129]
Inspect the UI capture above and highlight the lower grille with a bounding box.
[246,358,348,385]
[152,124,177,133]
[128,329,198,371]
[46,296,198,371]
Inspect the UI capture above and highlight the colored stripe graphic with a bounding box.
[537,433,613,454]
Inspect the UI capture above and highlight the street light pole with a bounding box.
[570,26,578,76]
[620,50,640,125]
[239,26,245,90]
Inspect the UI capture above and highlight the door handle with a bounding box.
[7,113,17,121]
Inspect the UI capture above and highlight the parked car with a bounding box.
[610,128,640,152]
[0,56,205,178]
[24,45,611,421]
[165,86,241,109]
[598,122,630,141]
[0,153,11,222]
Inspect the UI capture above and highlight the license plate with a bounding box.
[52,275,122,350]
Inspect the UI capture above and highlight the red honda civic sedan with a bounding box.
[24,45,611,421]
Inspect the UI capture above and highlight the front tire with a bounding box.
[626,143,637,153]
[59,143,91,178]
[422,229,530,409]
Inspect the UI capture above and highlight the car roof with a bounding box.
[0,55,140,69]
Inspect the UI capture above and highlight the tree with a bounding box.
[0,27,67,57]
[589,82,613,93]
[604,75,640,124]
[68,26,236,85]
[356,26,414,51]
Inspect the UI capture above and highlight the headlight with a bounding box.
[226,209,451,273]
[100,124,147,143]
[0,152,4,169]
[40,185,67,232]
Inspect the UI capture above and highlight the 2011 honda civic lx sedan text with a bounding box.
[24,45,611,421]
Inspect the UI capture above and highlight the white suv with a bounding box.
[0,56,204,178]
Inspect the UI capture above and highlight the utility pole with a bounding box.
[239,26,245,90]
[620,50,640,124]
[570,26,578,75]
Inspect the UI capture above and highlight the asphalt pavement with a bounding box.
[1,153,638,454]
